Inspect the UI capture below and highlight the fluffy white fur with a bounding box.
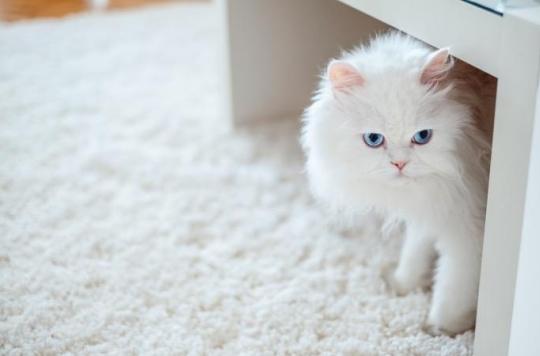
[302,33,491,335]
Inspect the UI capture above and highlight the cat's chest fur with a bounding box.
[353,177,453,229]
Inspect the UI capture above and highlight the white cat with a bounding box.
[301,32,491,335]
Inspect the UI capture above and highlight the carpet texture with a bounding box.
[0,3,474,355]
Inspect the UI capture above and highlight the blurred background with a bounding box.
[0,0,201,21]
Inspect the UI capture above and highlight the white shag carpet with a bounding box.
[0,3,474,355]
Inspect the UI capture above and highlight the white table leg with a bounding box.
[475,7,540,356]
[508,70,540,356]
[218,0,387,126]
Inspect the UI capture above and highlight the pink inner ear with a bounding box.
[328,61,364,90]
[420,48,453,85]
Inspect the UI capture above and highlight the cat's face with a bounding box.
[329,88,460,184]
[305,48,468,188]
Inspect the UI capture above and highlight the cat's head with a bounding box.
[303,36,472,194]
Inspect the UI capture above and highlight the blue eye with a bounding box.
[363,133,385,148]
[412,129,433,145]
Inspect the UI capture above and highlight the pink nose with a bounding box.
[391,160,407,170]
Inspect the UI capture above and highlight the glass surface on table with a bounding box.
[463,0,540,15]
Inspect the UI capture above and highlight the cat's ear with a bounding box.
[327,60,364,91]
[420,48,454,86]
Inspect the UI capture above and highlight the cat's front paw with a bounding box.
[424,307,475,336]
[381,264,414,296]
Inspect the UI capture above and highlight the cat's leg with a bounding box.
[385,226,435,295]
[425,233,481,335]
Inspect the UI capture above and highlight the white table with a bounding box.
[219,1,540,355]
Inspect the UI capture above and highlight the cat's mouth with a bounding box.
[388,171,414,184]
[394,171,408,178]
